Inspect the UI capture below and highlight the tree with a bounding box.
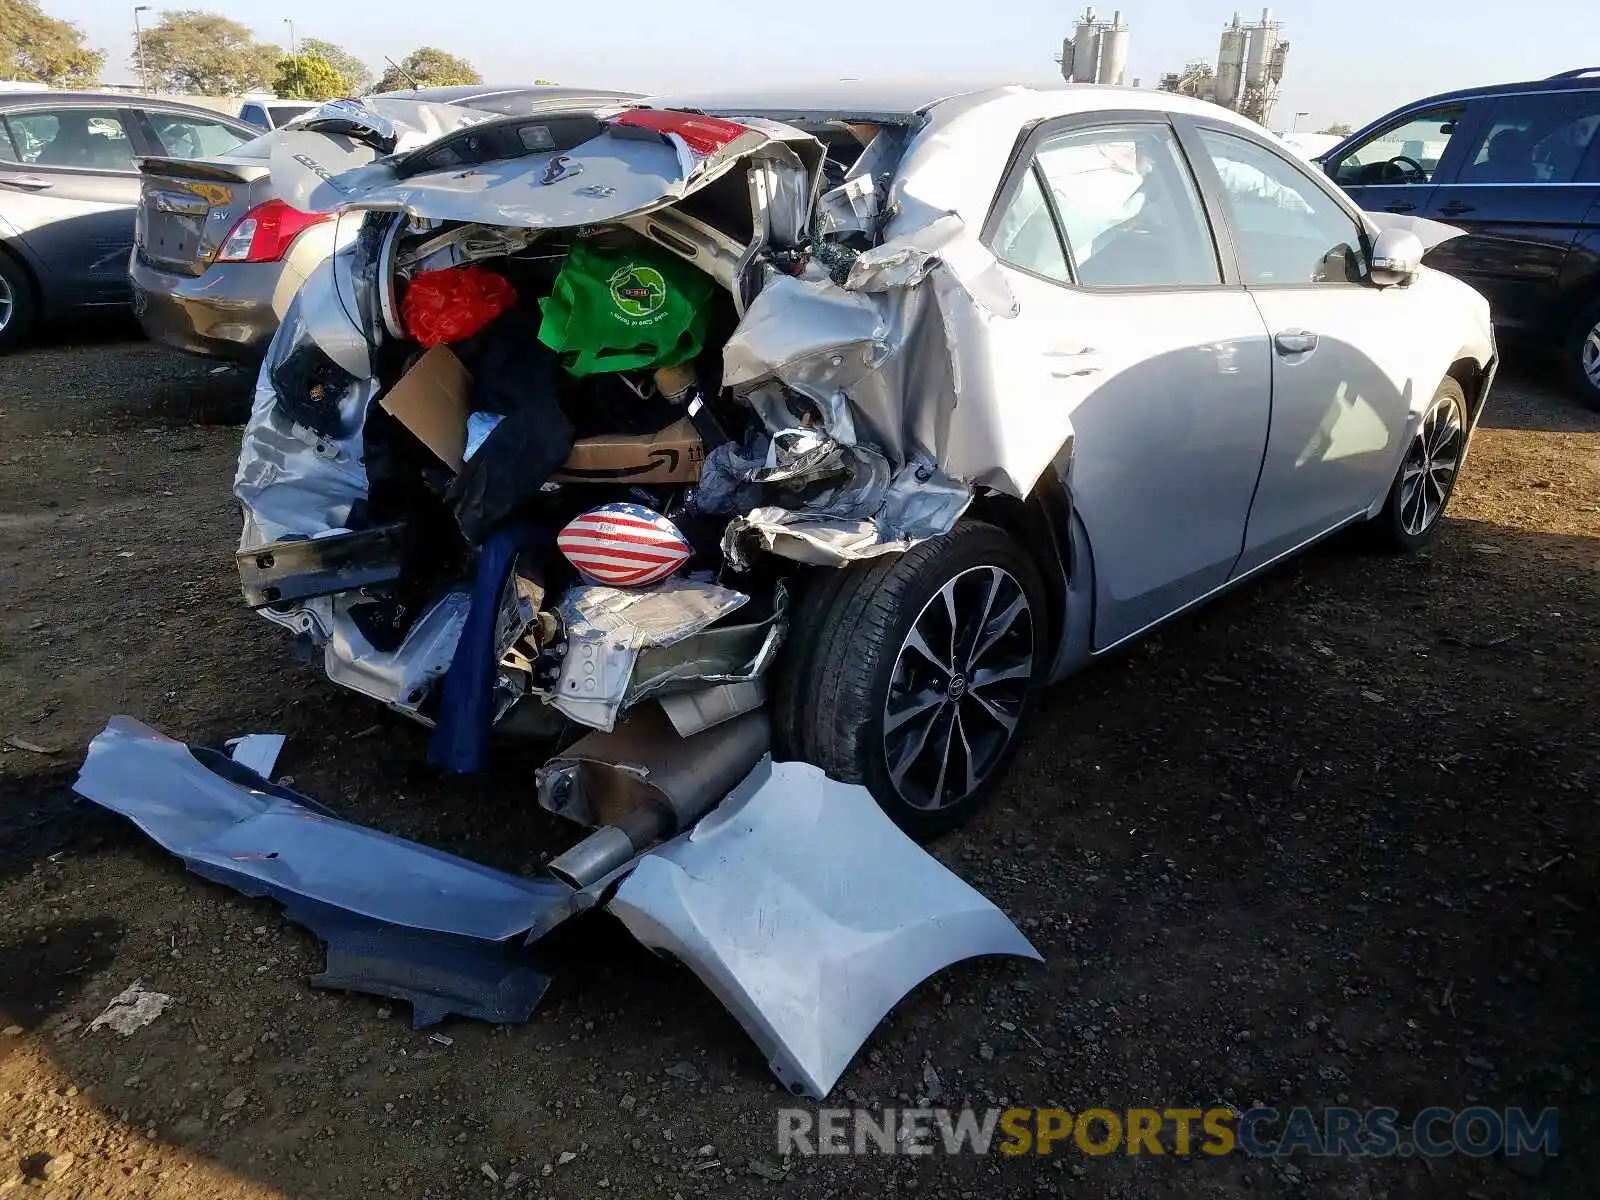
[273,53,344,100]
[1318,123,1354,138]
[137,10,280,94]
[374,47,480,93]
[298,37,372,94]
[0,0,104,87]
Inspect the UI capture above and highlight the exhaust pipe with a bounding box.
[541,706,770,889]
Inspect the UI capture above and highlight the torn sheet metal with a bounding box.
[723,211,1074,502]
[551,579,748,732]
[324,590,471,720]
[276,109,816,234]
[722,459,970,570]
[235,295,373,550]
[624,582,787,706]
[608,758,1040,1098]
[73,718,570,1026]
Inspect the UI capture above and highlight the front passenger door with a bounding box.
[1187,124,1434,571]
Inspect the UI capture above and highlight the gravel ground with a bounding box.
[1,327,1596,1200]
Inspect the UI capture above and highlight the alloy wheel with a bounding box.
[1582,318,1600,390]
[882,565,1035,811]
[1398,390,1466,536]
[0,271,12,334]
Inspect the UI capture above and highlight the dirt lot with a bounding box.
[1,326,1596,1200]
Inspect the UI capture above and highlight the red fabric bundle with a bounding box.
[401,265,517,347]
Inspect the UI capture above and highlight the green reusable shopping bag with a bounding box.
[537,236,715,377]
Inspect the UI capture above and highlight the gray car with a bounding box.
[242,82,1499,840]
[0,91,256,351]
[131,86,643,361]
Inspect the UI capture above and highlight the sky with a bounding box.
[44,0,1595,132]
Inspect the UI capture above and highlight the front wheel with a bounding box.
[773,521,1047,841]
[1371,376,1469,552]
[1563,298,1600,412]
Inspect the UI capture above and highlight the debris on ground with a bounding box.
[87,981,172,1035]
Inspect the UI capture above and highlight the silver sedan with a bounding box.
[236,82,1498,839]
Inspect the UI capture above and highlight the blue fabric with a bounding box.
[428,522,545,774]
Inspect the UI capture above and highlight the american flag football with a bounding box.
[557,503,693,587]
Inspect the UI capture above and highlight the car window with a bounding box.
[4,108,136,171]
[144,112,250,160]
[991,167,1071,283]
[1459,91,1600,184]
[1197,128,1366,286]
[269,104,316,127]
[240,104,267,128]
[0,122,17,163]
[1033,123,1221,288]
[1329,105,1469,186]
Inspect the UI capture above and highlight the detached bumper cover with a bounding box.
[607,759,1040,1098]
[74,719,1040,1095]
[72,717,576,1025]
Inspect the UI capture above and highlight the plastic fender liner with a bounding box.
[607,759,1041,1098]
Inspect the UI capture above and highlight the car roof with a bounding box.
[659,79,1267,128]
[374,84,642,105]
[0,90,253,123]
[1384,68,1600,111]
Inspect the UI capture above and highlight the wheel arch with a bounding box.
[965,449,1096,682]
[1445,354,1494,424]
[0,238,44,312]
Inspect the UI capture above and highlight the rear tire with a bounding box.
[772,520,1047,841]
[1563,297,1600,412]
[0,250,36,354]
[1371,376,1468,552]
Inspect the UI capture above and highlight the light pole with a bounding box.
[284,18,296,56]
[1291,110,1309,133]
[133,5,151,91]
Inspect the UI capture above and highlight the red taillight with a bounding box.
[216,199,332,264]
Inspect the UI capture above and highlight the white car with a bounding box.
[235,80,1497,843]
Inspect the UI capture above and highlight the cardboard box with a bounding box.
[380,345,472,471]
[380,346,704,484]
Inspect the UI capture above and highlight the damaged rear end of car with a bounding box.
[79,92,1057,1097]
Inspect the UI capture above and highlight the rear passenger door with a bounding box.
[1419,89,1600,333]
[982,115,1274,651]
[0,106,142,305]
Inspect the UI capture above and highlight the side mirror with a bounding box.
[1369,227,1424,287]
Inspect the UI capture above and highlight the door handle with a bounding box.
[1046,346,1103,378]
[1437,201,1475,217]
[0,175,52,191]
[1274,329,1319,356]
[1383,201,1417,213]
